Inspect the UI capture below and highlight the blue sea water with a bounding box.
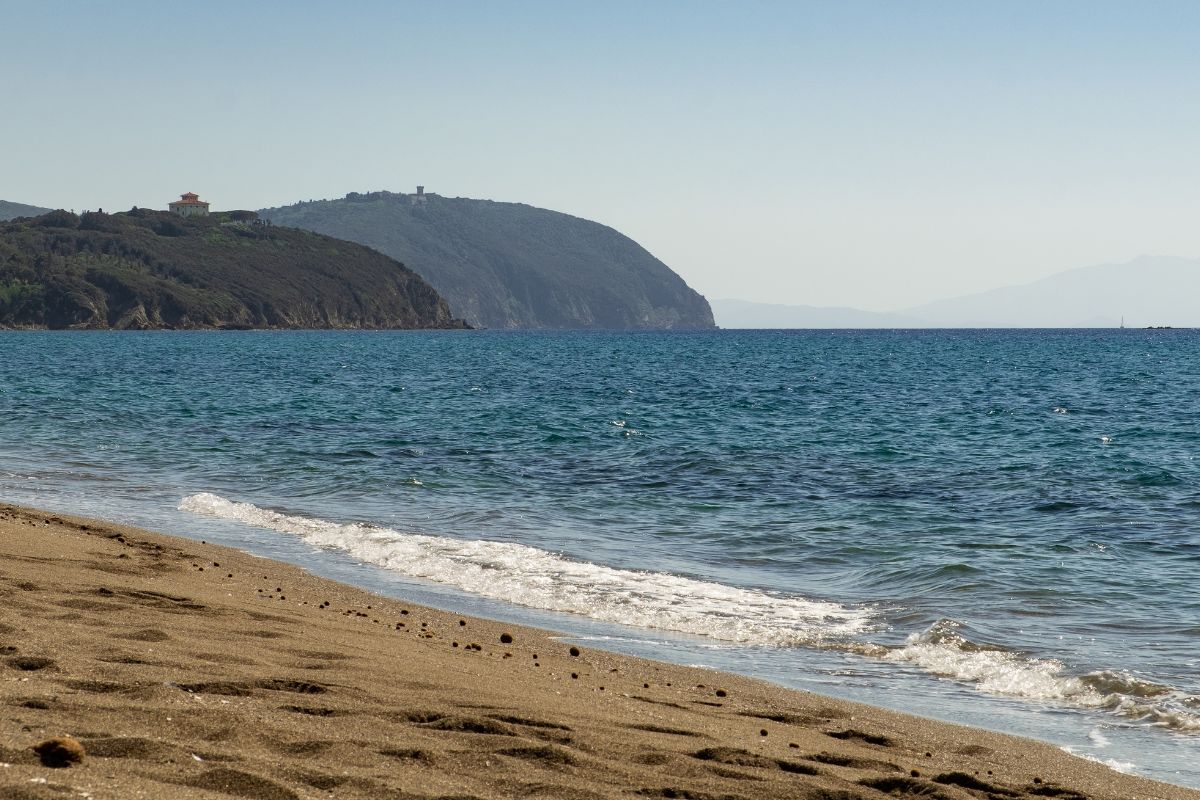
[1,329,1197,788]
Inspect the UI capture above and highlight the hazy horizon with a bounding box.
[4,1,1199,311]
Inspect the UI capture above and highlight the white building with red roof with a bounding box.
[168,192,210,217]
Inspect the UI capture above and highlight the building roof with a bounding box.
[170,193,209,206]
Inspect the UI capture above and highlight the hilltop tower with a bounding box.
[169,192,210,217]
[411,185,427,206]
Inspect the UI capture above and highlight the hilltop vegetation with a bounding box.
[261,191,715,330]
[0,200,51,221]
[0,209,465,329]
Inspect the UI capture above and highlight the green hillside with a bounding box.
[0,209,466,330]
[260,191,715,330]
[0,200,51,221]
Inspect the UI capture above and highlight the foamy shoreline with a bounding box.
[1,502,1195,800]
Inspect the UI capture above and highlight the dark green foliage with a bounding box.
[260,191,715,330]
[0,210,467,330]
[34,210,80,228]
[0,200,52,222]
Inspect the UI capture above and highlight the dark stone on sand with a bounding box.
[715,688,727,697]
[33,736,85,767]
[569,647,580,657]
[500,632,513,644]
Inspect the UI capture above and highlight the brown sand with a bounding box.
[0,503,1195,800]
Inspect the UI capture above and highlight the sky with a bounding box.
[3,0,1199,311]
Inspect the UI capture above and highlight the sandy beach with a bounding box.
[0,503,1195,800]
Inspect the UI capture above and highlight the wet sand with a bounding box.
[1,503,1195,800]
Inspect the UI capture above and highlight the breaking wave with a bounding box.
[886,620,1200,732]
[179,492,874,647]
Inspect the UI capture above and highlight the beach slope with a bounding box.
[1,505,1193,800]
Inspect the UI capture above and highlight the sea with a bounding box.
[1,329,1197,788]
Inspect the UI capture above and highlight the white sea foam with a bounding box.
[885,624,1083,700]
[886,621,1200,732]
[1062,746,1137,775]
[179,492,873,646]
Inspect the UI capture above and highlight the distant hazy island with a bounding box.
[260,189,716,330]
[716,255,1200,329]
[0,206,465,330]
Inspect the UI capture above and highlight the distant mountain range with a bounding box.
[260,191,715,330]
[716,255,1200,328]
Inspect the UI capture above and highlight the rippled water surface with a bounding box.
[1,329,1198,787]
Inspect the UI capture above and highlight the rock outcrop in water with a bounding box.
[0,209,467,330]
[260,191,716,330]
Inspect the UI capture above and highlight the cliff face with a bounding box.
[260,192,716,330]
[0,210,466,330]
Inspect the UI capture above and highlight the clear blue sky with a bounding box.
[3,0,1199,310]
